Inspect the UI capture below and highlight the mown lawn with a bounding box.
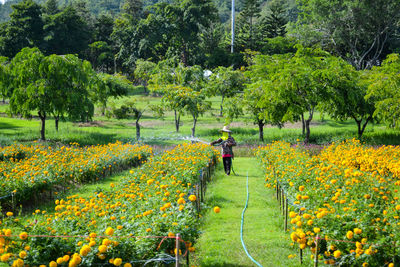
[0,94,399,147]
[191,158,310,267]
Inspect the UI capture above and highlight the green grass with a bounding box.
[0,94,400,147]
[192,158,310,267]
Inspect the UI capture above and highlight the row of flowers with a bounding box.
[0,143,219,266]
[0,142,153,206]
[256,140,400,266]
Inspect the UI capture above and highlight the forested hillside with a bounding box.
[0,0,283,22]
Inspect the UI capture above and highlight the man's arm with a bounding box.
[210,138,223,146]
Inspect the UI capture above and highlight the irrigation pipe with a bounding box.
[240,172,263,267]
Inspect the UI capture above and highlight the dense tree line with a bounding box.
[0,0,293,72]
[1,0,400,143]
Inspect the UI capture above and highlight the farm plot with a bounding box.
[256,140,400,266]
[0,143,218,266]
[0,142,152,208]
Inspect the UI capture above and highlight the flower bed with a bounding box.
[0,142,152,207]
[256,140,400,266]
[0,143,218,266]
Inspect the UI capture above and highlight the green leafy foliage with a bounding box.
[367,53,400,128]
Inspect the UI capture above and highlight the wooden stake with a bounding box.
[299,248,303,265]
[284,200,288,231]
[314,235,319,267]
[175,234,180,267]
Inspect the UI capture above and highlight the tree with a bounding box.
[296,0,400,70]
[149,61,205,132]
[0,0,44,58]
[261,1,287,38]
[121,0,143,21]
[39,54,94,130]
[93,13,114,44]
[134,59,156,94]
[43,6,91,56]
[43,0,60,15]
[8,48,94,140]
[366,53,400,128]
[318,56,375,139]
[175,86,210,137]
[245,47,331,143]
[205,66,245,116]
[234,0,262,52]
[89,41,114,73]
[167,0,218,65]
[0,57,10,103]
[91,73,131,116]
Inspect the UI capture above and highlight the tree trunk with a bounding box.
[38,111,46,141]
[355,116,372,140]
[55,116,59,132]
[136,120,140,141]
[220,94,225,117]
[304,108,314,144]
[174,110,180,132]
[181,42,189,66]
[249,16,253,50]
[301,113,305,136]
[191,116,197,138]
[258,120,264,142]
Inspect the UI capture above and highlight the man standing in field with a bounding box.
[210,126,236,175]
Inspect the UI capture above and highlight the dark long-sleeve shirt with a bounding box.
[210,136,236,157]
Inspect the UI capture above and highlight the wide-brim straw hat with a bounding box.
[220,126,232,132]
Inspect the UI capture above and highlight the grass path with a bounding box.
[192,157,308,267]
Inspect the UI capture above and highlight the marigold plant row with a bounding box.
[0,143,218,267]
[0,142,152,206]
[256,140,400,266]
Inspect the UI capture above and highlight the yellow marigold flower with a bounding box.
[113,258,122,266]
[80,245,91,256]
[289,211,297,218]
[168,232,175,238]
[102,238,112,246]
[188,195,197,202]
[354,228,362,235]
[105,227,114,236]
[4,229,11,236]
[346,231,354,239]
[213,206,220,213]
[89,233,97,238]
[12,259,24,267]
[146,228,152,233]
[98,245,107,253]
[63,255,70,262]
[19,232,28,240]
[333,250,341,258]
[313,227,320,233]
[49,261,57,267]
[299,186,305,191]
[56,257,64,264]
[6,212,13,217]
[124,263,132,267]
[177,198,185,204]
[19,251,27,259]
